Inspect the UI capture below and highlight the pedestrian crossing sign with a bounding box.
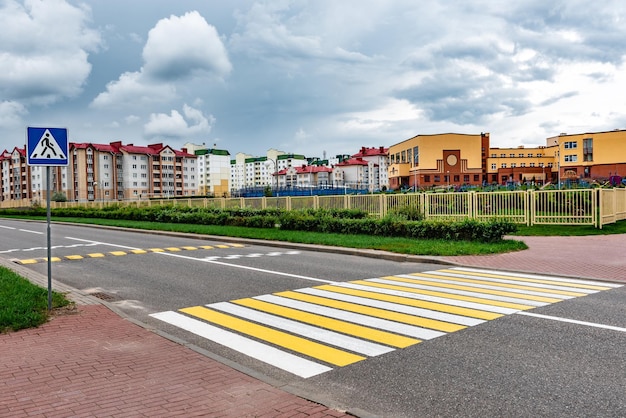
[27,127,69,166]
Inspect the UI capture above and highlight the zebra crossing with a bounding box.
[151,267,621,378]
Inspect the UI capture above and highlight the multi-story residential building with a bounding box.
[70,141,197,201]
[350,146,389,191]
[184,143,231,197]
[1,147,29,202]
[230,152,253,192]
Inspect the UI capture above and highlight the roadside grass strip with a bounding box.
[150,268,622,379]
[12,243,247,264]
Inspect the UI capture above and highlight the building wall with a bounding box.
[388,133,487,189]
[487,145,557,185]
[548,130,626,180]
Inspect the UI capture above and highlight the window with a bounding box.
[500,153,506,158]
[564,154,578,162]
[413,146,419,165]
[521,163,526,168]
[583,137,593,162]
[564,141,577,149]
[474,175,480,181]
[530,163,535,167]
[491,163,496,170]
[519,153,524,158]
[511,163,516,168]
[501,163,507,168]
[509,153,515,158]
[463,175,469,182]
[424,175,430,182]
[491,153,496,158]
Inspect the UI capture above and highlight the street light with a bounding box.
[265,158,278,196]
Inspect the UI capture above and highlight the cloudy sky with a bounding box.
[2,0,626,159]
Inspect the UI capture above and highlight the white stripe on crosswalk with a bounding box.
[337,280,521,314]
[151,268,623,379]
[393,275,548,306]
[150,310,332,378]
[208,301,394,357]
[297,287,485,327]
[255,294,446,340]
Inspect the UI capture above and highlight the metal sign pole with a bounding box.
[46,166,52,310]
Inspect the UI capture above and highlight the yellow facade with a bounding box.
[547,130,626,180]
[388,133,488,189]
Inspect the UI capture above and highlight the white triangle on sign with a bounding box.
[29,129,67,160]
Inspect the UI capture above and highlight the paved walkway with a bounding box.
[2,234,625,417]
[442,234,626,283]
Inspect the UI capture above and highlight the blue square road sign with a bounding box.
[27,127,69,166]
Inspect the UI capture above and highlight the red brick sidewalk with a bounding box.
[0,305,351,418]
[442,234,626,283]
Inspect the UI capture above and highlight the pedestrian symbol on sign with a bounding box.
[29,129,67,160]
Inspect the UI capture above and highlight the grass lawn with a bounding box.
[0,266,71,333]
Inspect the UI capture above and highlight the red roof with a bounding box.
[352,146,388,158]
[335,157,376,167]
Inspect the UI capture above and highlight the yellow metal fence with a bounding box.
[4,189,626,228]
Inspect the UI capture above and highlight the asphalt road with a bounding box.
[3,218,626,417]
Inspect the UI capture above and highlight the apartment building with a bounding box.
[184,143,231,197]
[69,141,197,201]
[1,147,67,203]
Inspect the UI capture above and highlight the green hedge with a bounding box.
[0,205,516,243]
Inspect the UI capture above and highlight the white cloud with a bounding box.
[91,71,176,108]
[143,11,232,80]
[91,11,231,109]
[0,101,27,128]
[0,0,100,105]
[143,104,215,139]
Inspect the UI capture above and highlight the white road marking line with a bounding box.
[255,294,445,340]
[0,225,16,230]
[19,229,43,234]
[516,311,626,333]
[68,237,330,283]
[209,302,394,357]
[298,287,485,327]
[151,310,331,378]
[159,251,335,284]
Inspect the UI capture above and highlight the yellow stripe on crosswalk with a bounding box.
[182,246,198,250]
[149,248,165,252]
[377,277,536,310]
[319,283,502,321]
[406,273,562,303]
[418,273,587,297]
[109,251,127,256]
[65,255,83,260]
[130,249,148,254]
[276,290,465,333]
[441,269,614,291]
[17,259,38,264]
[87,253,105,258]
[165,247,181,252]
[180,306,365,367]
[233,298,420,348]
